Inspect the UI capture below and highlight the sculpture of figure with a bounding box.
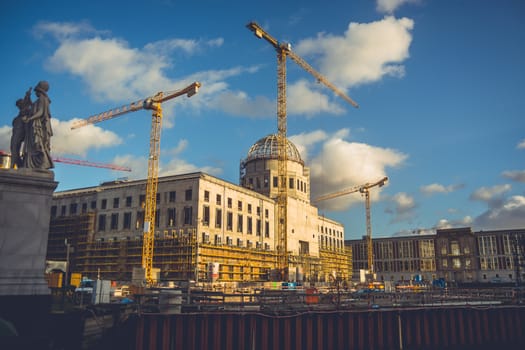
[9,88,32,168]
[22,81,54,170]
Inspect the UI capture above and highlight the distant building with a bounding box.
[346,227,525,284]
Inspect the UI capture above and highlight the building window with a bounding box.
[227,197,232,209]
[450,241,460,256]
[265,209,269,219]
[167,208,176,227]
[273,176,278,188]
[226,212,233,231]
[183,207,192,225]
[123,212,132,229]
[247,217,252,234]
[216,194,221,205]
[264,176,269,188]
[256,219,261,236]
[126,196,132,207]
[265,221,270,238]
[136,211,144,229]
[215,208,222,228]
[91,200,96,210]
[101,199,107,210]
[70,203,78,215]
[139,195,146,208]
[204,190,210,202]
[156,193,160,204]
[81,203,87,213]
[202,206,210,226]
[169,191,176,202]
[61,205,66,216]
[111,213,119,230]
[184,189,192,201]
[442,259,448,268]
[98,214,106,231]
[247,204,252,214]
[113,197,119,209]
[237,214,243,233]
[51,206,57,218]
[289,177,294,189]
[238,200,242,211]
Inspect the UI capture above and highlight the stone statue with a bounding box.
[22,81,54,170]
[9,88,32,168]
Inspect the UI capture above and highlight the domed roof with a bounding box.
[245,134,303,164]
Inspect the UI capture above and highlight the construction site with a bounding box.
[43,23,362,291]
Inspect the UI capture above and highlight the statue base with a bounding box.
[0,168,58,296]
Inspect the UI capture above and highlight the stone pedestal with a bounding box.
[0,168,58,296]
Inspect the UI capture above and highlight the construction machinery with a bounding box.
[71,82,201,285]
[315,177,388,279]
[246,22,358,280]
[53,157,131,172]
[0,150,131,172]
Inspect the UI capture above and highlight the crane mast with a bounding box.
[71,82,201,285]
[247,21,358,280]
[315,177,388,277]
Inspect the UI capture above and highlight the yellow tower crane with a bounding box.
[246,21,358,280]
[315,177,388,279]
[71,82,201,286]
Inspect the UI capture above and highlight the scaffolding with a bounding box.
[48,216,352,283]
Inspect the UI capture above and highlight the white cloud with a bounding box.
[517,139,525,149]
[51,118,122,157]
[420,182,464,195]
[0,126,11,152]
[470,184,511,202]
[287,80,346,116]
[502,170,525,183]
[298,128,407,210]
[386,192,416,222]
[294,16,414,89]
[376,0,419,14]
[474,195,525,230]
[113,140,223,180]
[289,130,328,162]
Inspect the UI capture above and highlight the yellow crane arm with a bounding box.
[287,51,359,108]
[315,177,388,276]
[70,82,201,130]
[70,81,201,286]
[247,21,358,109]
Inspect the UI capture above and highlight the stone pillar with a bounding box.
[0,168,58,296]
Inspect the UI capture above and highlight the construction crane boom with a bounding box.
[315,177,388,277]
[247,21,358,280]
[71,82,201,285]
[53,157,131,172]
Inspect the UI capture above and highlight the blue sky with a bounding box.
[1,0,524,239]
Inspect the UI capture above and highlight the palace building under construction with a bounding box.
[47,134,351,285]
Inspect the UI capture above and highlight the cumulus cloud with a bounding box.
[470,184,511,203]
[51,118,122,157]
[287,80,346,117]
[502,170,525,183]
[0,126,11,151]
[34,21,254,125]
[386,192,416,222]
[420,182,464,195]
[517,139,525,149]
[294,16,414,89]
[376,0,419,14]
[111,139,223,181]
[0,119,121,158]
[297,128,406,210]
[473,195,525,230]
